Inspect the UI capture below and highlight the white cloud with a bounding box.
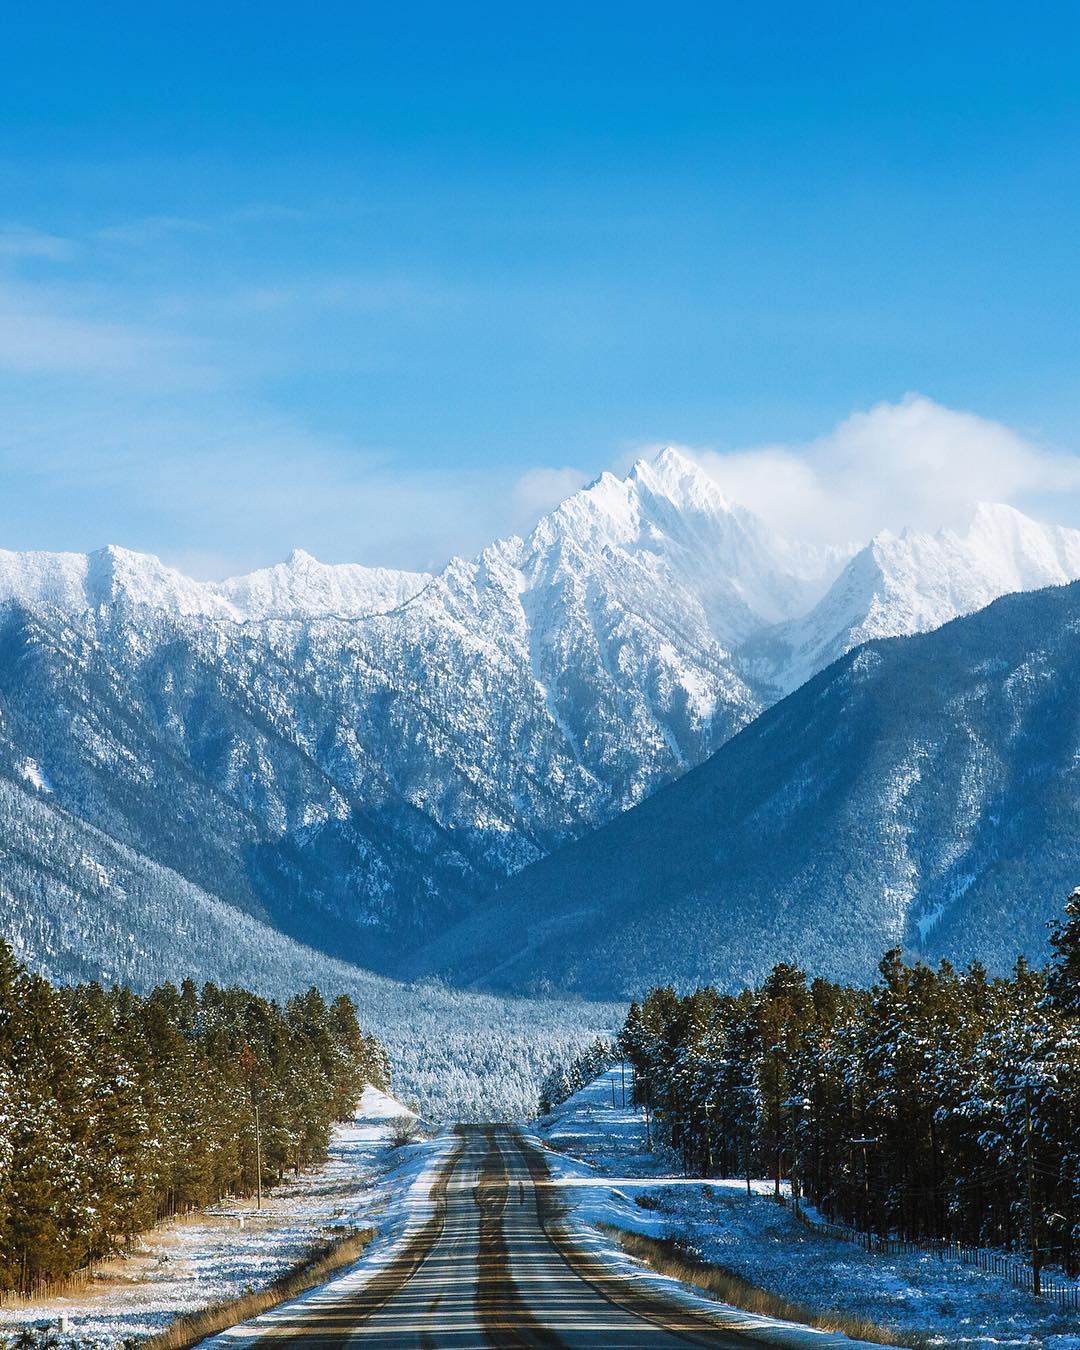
[510,466,588,521]
[0,303,156,374]
[674,395,1080,545]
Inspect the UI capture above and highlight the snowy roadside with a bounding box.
[0,1086,438,1347]
[205,1121,461,1350]
[534,1068,1080,1350]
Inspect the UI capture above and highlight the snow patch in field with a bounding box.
[357,1083,418,1122]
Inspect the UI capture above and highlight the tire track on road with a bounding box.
[259,1130,466,1348]
[508,1130,759,1347]
[474,1127,566,1349]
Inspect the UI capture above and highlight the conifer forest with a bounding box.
[0,941,388,1296]
[618,893,1080,1282]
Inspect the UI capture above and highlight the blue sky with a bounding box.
[2,1,1079,573]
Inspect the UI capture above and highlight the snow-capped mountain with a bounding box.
[210,549,431,620]
[738,502,1080,694]
[0,542,430,621]
[1,447,1078,982]
[0,450,835,971]
[415,580,1080,997]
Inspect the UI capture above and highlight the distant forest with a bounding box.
[0,943,389,1296]
[618,892,1080,1280]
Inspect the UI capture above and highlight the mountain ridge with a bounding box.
[411,579,1080,997]
[1,449,1079,980]
[738,500,1080,694]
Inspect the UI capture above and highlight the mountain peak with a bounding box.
[529,446,740,563]
[970,499,1025,521]
[628,446,731,513]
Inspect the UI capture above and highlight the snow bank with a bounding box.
[537,1068,1080,1350]
[357,1083,418,1122]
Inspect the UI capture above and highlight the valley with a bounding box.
[3,451,1080,1020]
[6,15,1079,1345]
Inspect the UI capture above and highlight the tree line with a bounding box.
[538,1036,615,1114]
[618,892,1080,1280]
[0,941,389,1296]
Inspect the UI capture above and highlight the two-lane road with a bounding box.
[244,1126,760,1347]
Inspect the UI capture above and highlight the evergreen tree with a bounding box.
[0,942,388,1294]
[614,892,1080,1273]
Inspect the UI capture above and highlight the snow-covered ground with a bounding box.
[10,1072,1078,1349]
[0,1087,438,1346]
[535,1069,1080,1350]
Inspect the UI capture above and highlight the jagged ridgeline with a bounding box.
[1,450,1079,990]
[418,580,1080,997]
[617,893,1080,1278]
[2,449,1080,1123]
[0,941,388,1297]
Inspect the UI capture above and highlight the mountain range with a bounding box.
[1,447,1079,997]
[414,581,1080,996]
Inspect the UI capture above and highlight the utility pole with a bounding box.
[1026,1085,1041,1296]
[851,1138,876,1233]
[254,1100,263,1211]
[643,1078,652,1150]
[620,1059,627,1108]
[239,1042,264,1213]
[786,1098,804,1219]
[704,1101,714,1177]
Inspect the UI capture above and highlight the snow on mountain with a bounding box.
[210,548,431,619]
[0,450,830,973]
[414,580,1080,998]
[0,451,1078,986]
[401,446,844,815]
[0,544,238,618]
[0,543,429,622]
[738,501,1080,694]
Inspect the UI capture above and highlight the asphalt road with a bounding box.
[254,1125,760,1348]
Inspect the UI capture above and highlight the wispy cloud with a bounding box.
[0,382,548,575]
[96,215,211,246]
[219,273,455,316]
[0,225,75,261]
[511,465,588,520]
[223,204,311,225]
[4,203,1080,574]
[0,280,211,381]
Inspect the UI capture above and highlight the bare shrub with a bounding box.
[387,1115,422,1148]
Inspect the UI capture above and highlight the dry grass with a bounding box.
[0,1267,95,1308]
[143,1226,375,1350]
[602,1225,939,1349]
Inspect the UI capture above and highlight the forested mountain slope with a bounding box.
[0,451,1078,982]
[0,775,618,1120]
[414,582,1080,998]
